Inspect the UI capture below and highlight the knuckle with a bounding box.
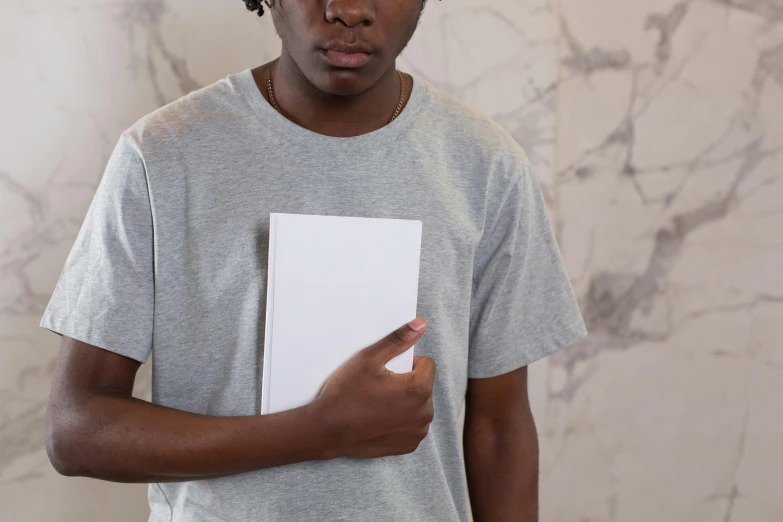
[418,407,433,425]
[389,328,409,347]
[425,359,437,379]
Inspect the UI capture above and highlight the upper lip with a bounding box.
[321,41,373,54]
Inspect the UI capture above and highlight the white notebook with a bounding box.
[261,212,423,415]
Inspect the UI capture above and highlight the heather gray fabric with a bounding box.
[40,67,588,522]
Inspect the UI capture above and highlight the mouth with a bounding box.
[319,46,373,69]
[319,49,372,68]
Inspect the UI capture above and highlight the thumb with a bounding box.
[361,317,428,367]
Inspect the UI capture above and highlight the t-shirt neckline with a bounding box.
[233,66,428,149]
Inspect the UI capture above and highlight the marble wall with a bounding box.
[1,0,781,520]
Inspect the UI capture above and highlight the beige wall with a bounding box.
[1,0,781,520]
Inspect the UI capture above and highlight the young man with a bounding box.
[40,0,587,520]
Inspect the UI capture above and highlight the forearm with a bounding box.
[46,391,331,483]
[463,415,539,521]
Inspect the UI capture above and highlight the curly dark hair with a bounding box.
[242,0,272,17]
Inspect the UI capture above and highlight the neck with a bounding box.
[256,51,410,138]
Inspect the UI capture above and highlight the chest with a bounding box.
[163,154,481,295]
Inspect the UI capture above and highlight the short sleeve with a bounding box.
[468,160,587,378]
[39,132,155,363]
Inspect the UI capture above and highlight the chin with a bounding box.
[313,67,378,98]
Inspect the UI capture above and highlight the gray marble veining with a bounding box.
[1,0,781,520]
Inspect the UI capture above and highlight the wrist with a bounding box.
[302,400,341,461]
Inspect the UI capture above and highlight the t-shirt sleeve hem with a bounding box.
[466,317,587,379]
[39,313,150,364]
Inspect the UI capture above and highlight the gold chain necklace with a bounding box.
[266,61,406,124]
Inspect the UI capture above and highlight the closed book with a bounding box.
[261,212,423,415]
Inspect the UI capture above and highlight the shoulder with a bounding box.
[120,72,245,156]
[414,77,531,184]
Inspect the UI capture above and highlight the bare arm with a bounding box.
[45,318,435,483]
[463,366,539,522]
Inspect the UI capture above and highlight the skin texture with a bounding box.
[465,366,539,522]
[46,0,540,519]
[46,319,434,481]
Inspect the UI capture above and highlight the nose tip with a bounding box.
[324,0,375,27]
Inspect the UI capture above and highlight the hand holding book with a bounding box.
[308,316,436,459]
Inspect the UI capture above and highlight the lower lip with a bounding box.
[320,49,372,68]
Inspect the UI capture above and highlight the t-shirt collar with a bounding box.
[233,66,428,150]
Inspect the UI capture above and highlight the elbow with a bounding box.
[465,416,539,459]
[44,405,86,477]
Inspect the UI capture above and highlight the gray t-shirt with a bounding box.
[40,67,587,522]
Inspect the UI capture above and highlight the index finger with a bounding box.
[410,355,436,384]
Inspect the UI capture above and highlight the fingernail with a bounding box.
[409,317,426,331]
